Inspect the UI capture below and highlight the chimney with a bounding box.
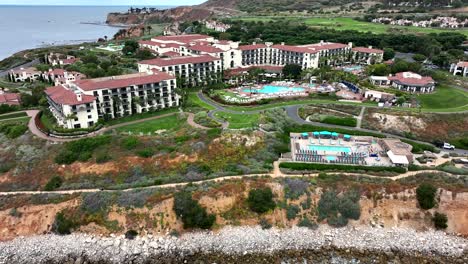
[348,42,353,48]
[76,92,82,102]
[320,40,324,44]
[368,46,373,49]
[281,42,285,45]
[252,41,256,45]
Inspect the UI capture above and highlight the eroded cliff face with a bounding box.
[106,7,216,26]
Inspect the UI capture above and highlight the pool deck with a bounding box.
[290,133,394,166]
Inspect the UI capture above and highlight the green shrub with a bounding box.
[95,152,111,164]
[80,192,113,214]
[280,162,406,174]
[77,151,92,162]
[259,218,272,229]
[286,204,300,220]
[44,176,63,191]
[121,136,139,150]
[432,212,448,229]
[284,178,309,200]
[52,211,75,235]
[0,162,14,173]
[55,136,111,164]
[416,183,437,209]
[317,190,360,227]
[125,229,138,240]
[297,217,318,229]
[173,191,215,229]
[0,123,28,139]
[247,188,276,214]
[136,149,154,158]
[9,208,22,218]
[321,116,357,127]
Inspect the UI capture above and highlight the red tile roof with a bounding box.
[388,72,435,86]
[352,47,384,54]
[75,72,175,91]
[239,44,267,51]
[61,58,77,64]
[139,55,220,67]
[161,51,181,57]
[302,42,348,51]
[272,44,316,54]
[456,61,468,67]
[188,44,223,53]
[0,93,21,106]
[45,86,95,106]
[152,34,211,43]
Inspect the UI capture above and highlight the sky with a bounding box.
[0,0,205,6]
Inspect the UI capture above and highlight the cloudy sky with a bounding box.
[0,0,204,5]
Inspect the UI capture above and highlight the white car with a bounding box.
[443,143,455,150]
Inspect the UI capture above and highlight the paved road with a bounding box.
[198,92,468,156]
[0,59,40,78]
[356,106,366,129]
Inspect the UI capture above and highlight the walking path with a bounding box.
[25,110,212,142]
[0,160,457,196]
[356,106,366,129]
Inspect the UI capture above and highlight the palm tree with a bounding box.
[146,25,153,35]
[104,35,108,42]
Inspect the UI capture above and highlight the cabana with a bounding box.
[344,134,351,141]
[313,131,319,138]
[301,132,309,139]
[319,131,332,139]
[331,132,339,139]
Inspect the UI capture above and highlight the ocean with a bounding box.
[0,5,173,61]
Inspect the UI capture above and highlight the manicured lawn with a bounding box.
[115,114,183,134]
[224,99,375,112]
[303,17,468,36]
[0,116,30,125]
[105,108,178,126]
[418,85,468,110]
[214,112,260,129]
[0,111,28,120]
[187,93,216,110]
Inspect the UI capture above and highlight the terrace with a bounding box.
[290,132,399,167]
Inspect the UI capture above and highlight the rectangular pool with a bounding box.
[308,145,351,153]
[242,85,305,94]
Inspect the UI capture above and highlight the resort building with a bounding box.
[138,34,380,73]
[351,46,384,65]
[378,138,414,166]
[137,55,223,86]
[43,69,85,86]
[370,72,435,93]
[45,52,77,67]
[364,89,395,102]
[0,92,21,106]
[388,72,435,93]
[45,71,178,129]
[8,67,42,82]
[205,20,231,32]
[449,61,468,77]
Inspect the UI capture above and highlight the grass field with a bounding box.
[115,114,182,134]
[224,99,375,112]
[0,116,30,125]
[0,112,28,120]
[187,92,216,110]
[105,108,178,126]
[234,16,468,36]
[214,112,260,129]
[417,85,468,111]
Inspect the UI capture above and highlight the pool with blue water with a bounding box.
[343,65,363,72]
[242,85,305,94]
[308,145,351,153]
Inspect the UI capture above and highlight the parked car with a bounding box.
[443,142,455,150]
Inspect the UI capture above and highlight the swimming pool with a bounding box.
[343,65,363,72]
[242,85,305,94]
[308,145,351,153]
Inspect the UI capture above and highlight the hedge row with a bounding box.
[280,162,407,174]
[321,116,357,127]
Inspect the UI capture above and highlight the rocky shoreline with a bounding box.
[0,226,467,264]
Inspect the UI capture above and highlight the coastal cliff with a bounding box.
[106,7,218,26]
